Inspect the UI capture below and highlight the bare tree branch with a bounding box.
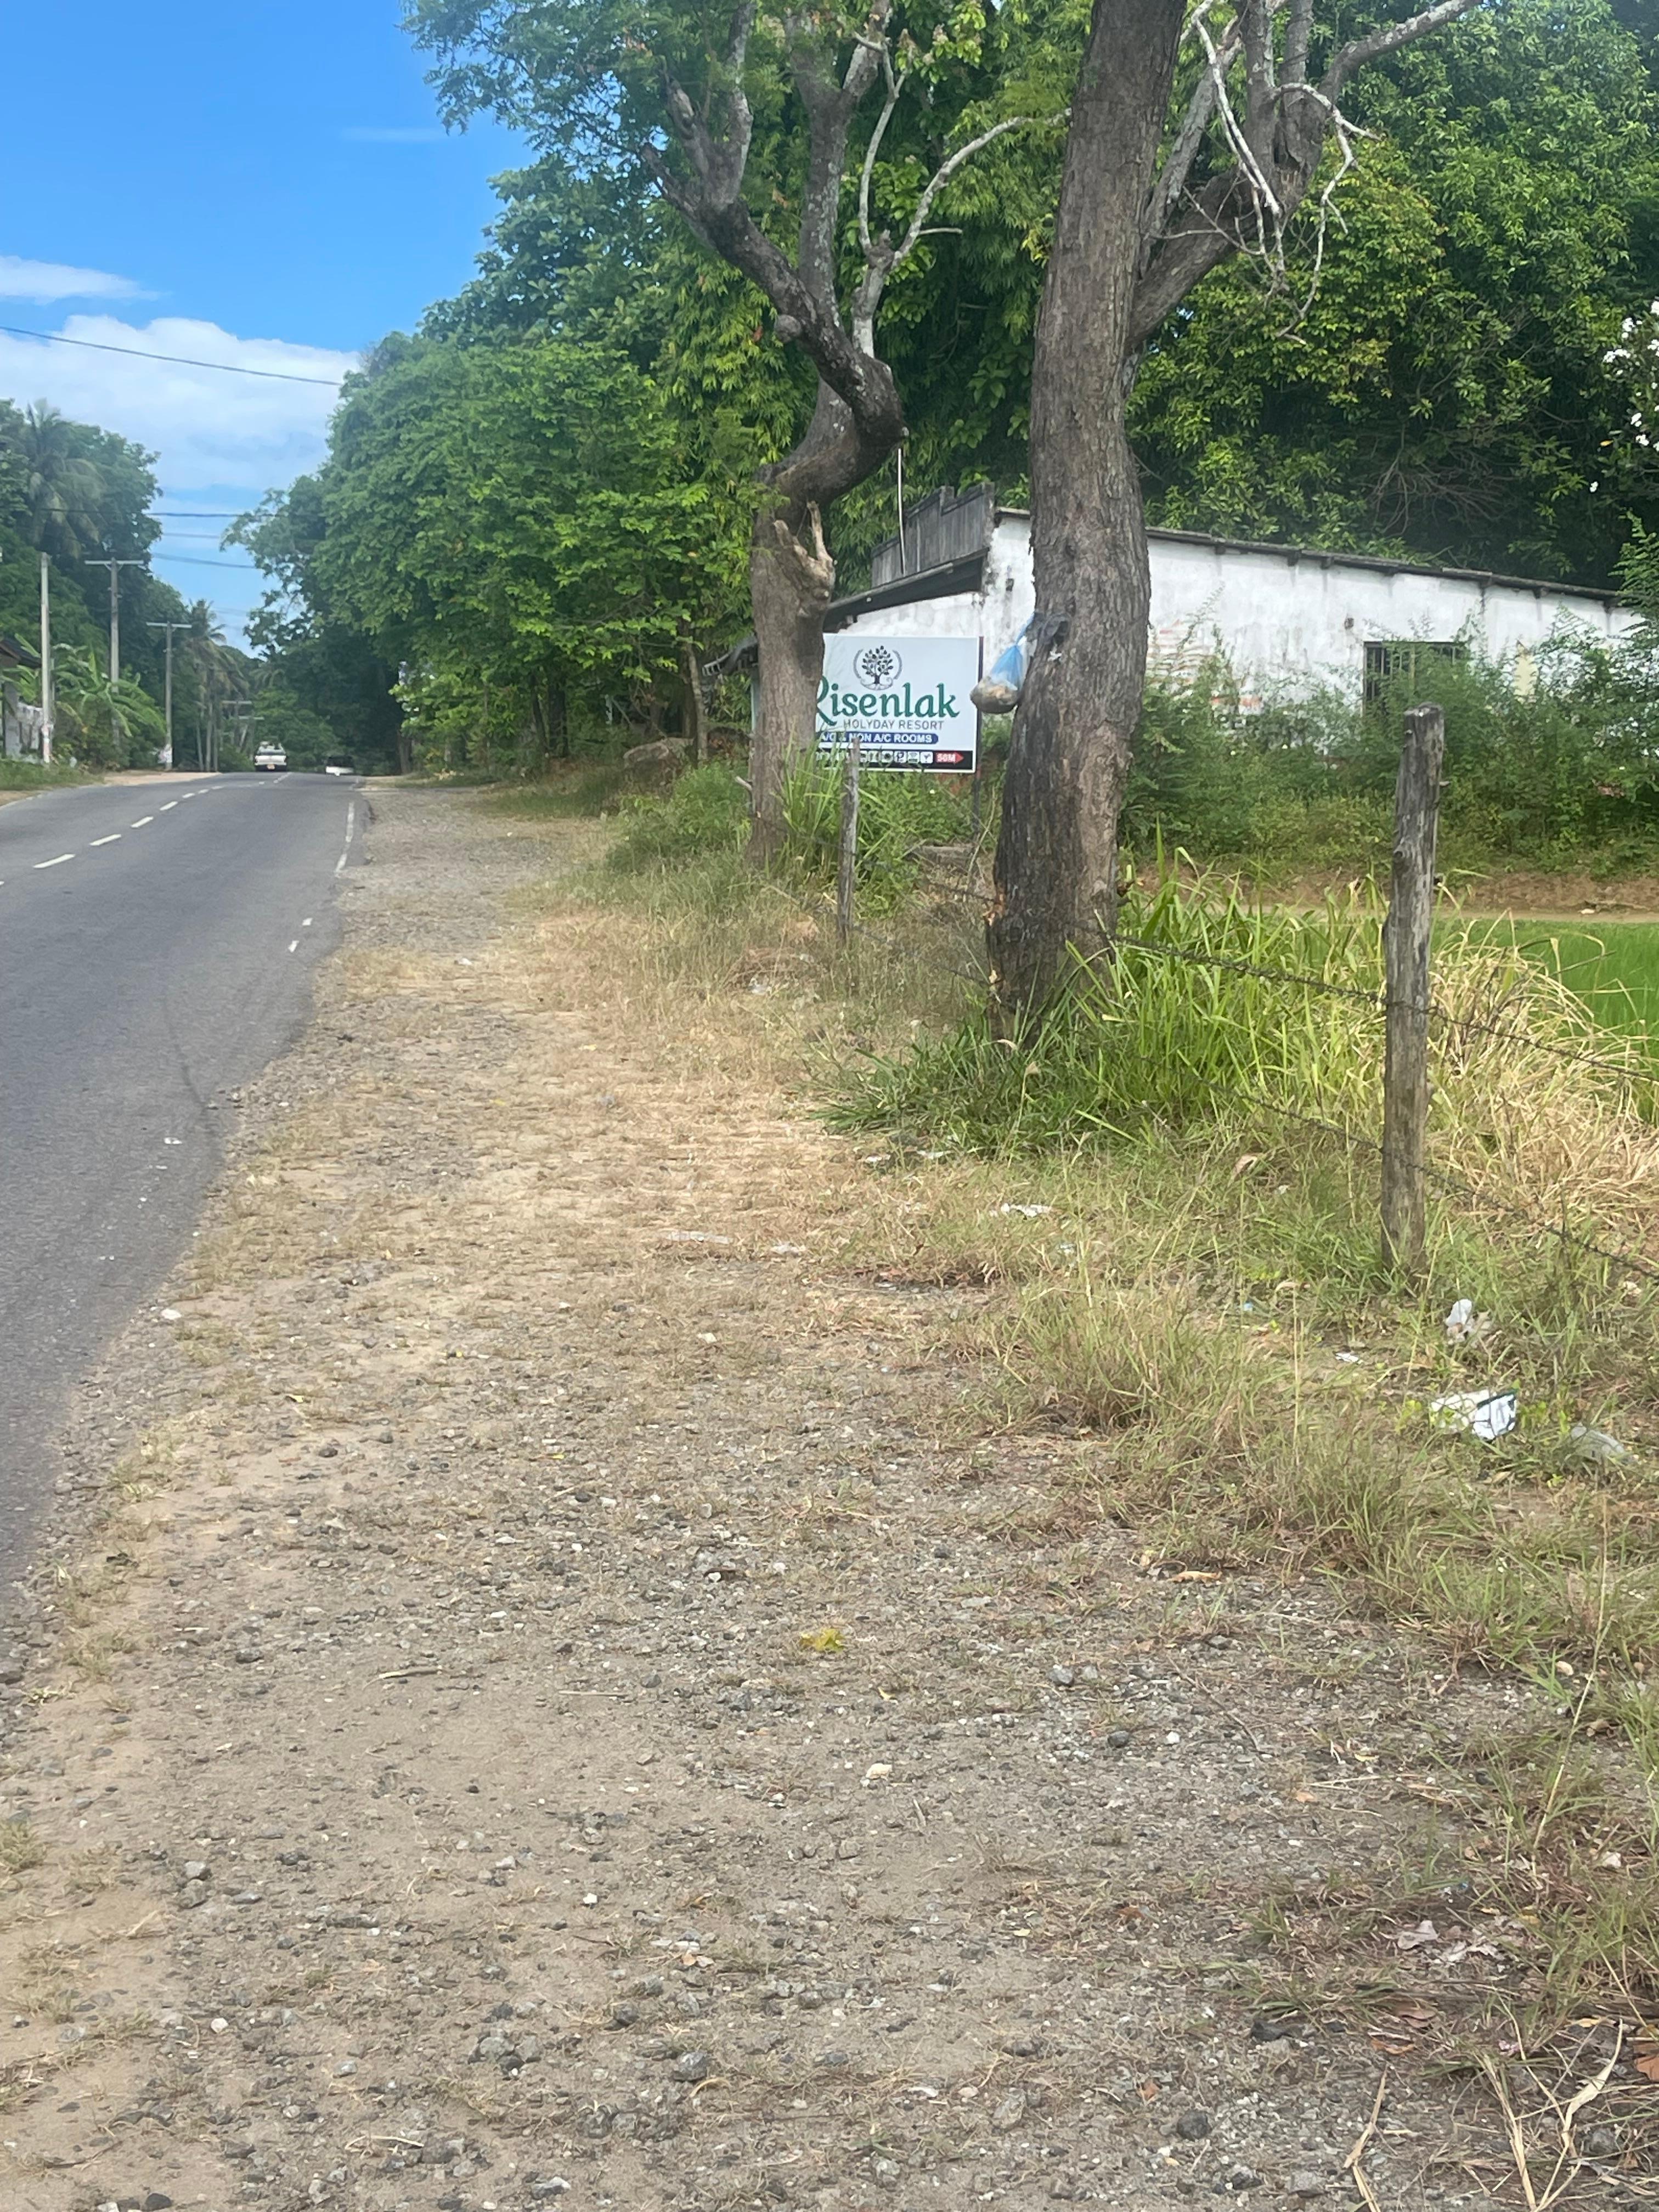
[787,1,892,303]
[1191,3,1281,261]
[723,0,753,76]
[1130,0,1487,349]
[1282,0,1316,85]
[1142,22,1238,253]
[857,48,907,263]
[854,106,1054,349]
[1278,83,1369,328]
[1239,0,1277,149]
[893,114,1043,270]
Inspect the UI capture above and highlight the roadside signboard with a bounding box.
[815,635,980,772]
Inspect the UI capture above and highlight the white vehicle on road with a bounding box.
[253,742,287,772]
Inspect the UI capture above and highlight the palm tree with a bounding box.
[180,601,245,768]
[17,404,106,560]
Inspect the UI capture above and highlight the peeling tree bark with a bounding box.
[988,0,1186,1017]
[990,0,1483,1019]
[747,489,834,859]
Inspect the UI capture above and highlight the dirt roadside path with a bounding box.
[0,789,1549,2212]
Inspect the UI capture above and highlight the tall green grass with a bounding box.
[780,759,977,906]
[0,759,93,793]
[486,761,631,819]
[838,872,1659,1286]
[606,764,751,869]
[836,876,1396,1151]
[589,755,980,900]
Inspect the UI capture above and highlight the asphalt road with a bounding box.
[0,772,360,1588]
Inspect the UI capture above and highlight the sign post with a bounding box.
[816,636,980,772]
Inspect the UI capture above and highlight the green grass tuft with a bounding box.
[605,764,751,870]
[781,760,980,908]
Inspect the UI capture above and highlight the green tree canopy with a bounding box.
[1127,0,1659,582]
[242,327,749,766]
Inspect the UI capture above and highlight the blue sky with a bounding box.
[2,0,524,635]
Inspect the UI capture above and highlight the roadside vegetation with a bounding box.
[151,0,1659,2098]
[1125,621,1659,884]
[217,0,1659,806]
[518,733,1659,2036]
[0,758,93,797]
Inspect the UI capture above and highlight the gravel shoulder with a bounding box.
[0,789,1601,2212]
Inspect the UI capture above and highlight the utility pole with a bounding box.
[38,553,52,766]
[146,620,191,770]
[83,556,144,685]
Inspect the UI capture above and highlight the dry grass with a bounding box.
[1428,937,1659,1246]
[544,828,1659,2039]
[0,1821,44,1878]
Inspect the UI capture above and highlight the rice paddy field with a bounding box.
[1461,916,1659,1056]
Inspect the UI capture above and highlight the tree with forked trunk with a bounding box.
[989,0,1484,1019]
[411,0,1052,858]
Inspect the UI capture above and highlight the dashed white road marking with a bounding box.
[287,939,299,955]
[131,815,153,828]
[89,833,121,848]
[34,853,74,870]
[335,799,356,877]
[302,916,313,928]
[159,801,178,812]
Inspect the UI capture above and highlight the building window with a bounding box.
[1363,639,1466,707]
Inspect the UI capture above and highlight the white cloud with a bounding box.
[341,126,445,143]
[0,254,146,303]
[0,315,358,492]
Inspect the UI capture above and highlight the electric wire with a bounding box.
[0,325,347,386]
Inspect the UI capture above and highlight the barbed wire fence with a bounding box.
[782,703,1659,1290]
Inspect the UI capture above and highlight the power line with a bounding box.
[152,552,258,569]
[0,324,348,386]
[153,510,250,520]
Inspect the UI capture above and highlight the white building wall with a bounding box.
[833,514,1640,701]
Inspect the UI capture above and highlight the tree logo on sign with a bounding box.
[852,644,902,687]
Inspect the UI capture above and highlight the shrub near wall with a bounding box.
[1121,641,1659,876]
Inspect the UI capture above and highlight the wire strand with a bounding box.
[913,870,1656,1085]
[868,866,1659,1282]
[0,325,347,387]
[1074,1018,1659,1285]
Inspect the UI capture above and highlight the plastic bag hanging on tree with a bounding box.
[971,624,1031,714]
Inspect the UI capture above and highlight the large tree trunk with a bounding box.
[746,381,894,864]
[987,0,1187,1020]
[747,489,834,861]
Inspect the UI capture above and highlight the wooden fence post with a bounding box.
[1381,702,1445,1276]
[837,733,862,946]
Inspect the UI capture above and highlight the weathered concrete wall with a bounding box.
[832,516,1639,701]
